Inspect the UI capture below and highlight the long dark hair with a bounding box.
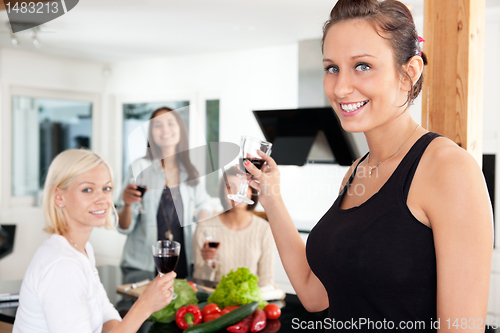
[322,0,428,107]
[146,107,199,186]
[219,166,258,211]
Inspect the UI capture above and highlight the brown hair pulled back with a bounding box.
[322,0,428,107]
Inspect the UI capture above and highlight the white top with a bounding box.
[192,214,275,287]
[13,234,121,333]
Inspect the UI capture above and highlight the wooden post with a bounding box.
[422,0,485,166]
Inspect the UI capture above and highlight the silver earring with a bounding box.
[59,204,63,208]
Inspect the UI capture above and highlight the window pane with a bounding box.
[206,100,220,197]
[12,96,92,196]
[122,102,189,176]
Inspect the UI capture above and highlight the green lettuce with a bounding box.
[149,279,198,323]
[207,267,267,309]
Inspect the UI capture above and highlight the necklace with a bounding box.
[367,124,420,176]
[67,237,79,250]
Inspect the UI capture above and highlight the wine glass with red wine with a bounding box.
[130,174,147,214]
[204,226,220,268]
[227,136,272,205]
[152,240,181,299]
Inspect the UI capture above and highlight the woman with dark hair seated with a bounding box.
[192,166,274,287]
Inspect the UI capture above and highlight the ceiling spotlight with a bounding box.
[10,34,20,46]
[31,27,41,48]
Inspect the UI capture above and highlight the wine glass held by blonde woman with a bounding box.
[13,149,176,333]
[244,0,493,331]
[118,107,212,278]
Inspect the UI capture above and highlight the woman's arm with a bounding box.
[192,182,213,222]
[116,166,142,233]
[192,223,217,280]
[257,222,275,287]
[107,272,176,333]
[422,143,493,332]
[245,152,328,312]
[117,184,142,230]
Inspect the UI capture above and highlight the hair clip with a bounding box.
[418,36,425,56]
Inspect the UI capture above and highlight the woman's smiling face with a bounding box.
[323,19,409,133]
[57,163,113,231]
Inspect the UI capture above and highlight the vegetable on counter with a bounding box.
[203,313,221,322]
[175,305,202,330]
[250,309,266,332]
[182,302,259,333]
[207,267,267,309]
[149,279,199,323]
[220,305,239,316]
[263,304,281,320]
[227,314,253,333]
[201,303,221,319]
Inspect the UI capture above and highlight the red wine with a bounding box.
[239,158,264,174]
[154,254,179,274]
[136,185,147,197]
[208,242,220,248]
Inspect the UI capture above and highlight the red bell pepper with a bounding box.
[250,309,267,332]
[227,314,253,333]
[175,305,202,330]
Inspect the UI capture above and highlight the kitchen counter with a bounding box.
[0,265,328,332]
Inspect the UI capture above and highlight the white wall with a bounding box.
[0,48,108,280]
[0,44,299,281]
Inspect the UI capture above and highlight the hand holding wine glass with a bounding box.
[228,136,272,205]
[243,149,281,209]
[202,226,220,269]
[135,271,176,315]
[152,240,180,299]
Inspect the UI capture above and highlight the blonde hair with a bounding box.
[43,149,115,235]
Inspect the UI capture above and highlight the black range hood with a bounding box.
[253,107,360,166]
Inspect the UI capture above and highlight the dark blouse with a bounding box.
[157,185,187,278]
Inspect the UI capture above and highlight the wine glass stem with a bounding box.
[238,182,249,197]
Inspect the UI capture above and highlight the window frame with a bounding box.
[2,86,100,209]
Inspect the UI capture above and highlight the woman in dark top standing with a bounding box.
[118,108,212,278]
[244,0,493,331]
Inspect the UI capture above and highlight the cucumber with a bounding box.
[196,291,212,302]
[183,302,258,333]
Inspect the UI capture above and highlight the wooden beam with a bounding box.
[0,0,54,11]
[422,0,485,165]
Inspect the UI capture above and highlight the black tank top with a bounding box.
[306,132,440,332]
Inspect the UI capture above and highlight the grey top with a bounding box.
[117,157,213,274]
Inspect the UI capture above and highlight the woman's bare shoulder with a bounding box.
[418,134,487,213]
[420,135,479,176]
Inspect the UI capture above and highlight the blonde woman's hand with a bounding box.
[244,150,281,209]
[122,184,144,206]
[136,272,176,315]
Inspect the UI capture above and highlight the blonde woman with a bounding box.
[13,149,175,333]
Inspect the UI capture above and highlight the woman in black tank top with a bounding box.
[243,1,493,331]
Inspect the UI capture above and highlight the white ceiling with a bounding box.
[0,0,498,63]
